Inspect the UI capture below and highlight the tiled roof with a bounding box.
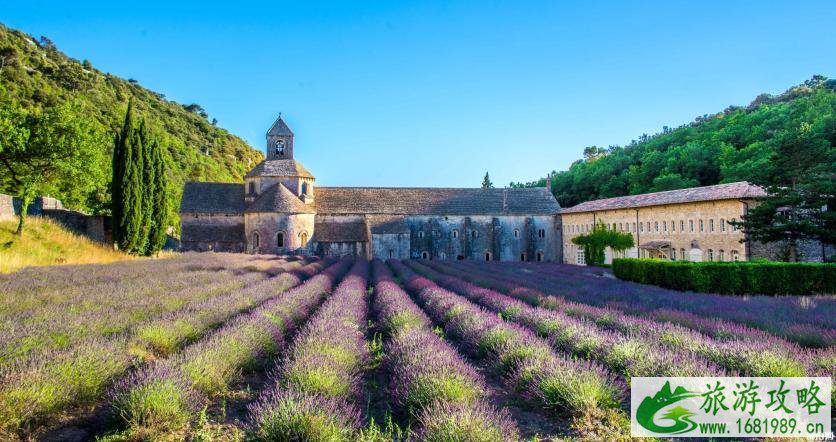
[181,223,245,243]
[180,182,245,214]
[245,159,314,178]
[313,220,369,242]
[560,182,766,214]
[267,115,293,136]
[313,187,560,216]
[246,183,316,214]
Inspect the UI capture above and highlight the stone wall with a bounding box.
[403,214,561,262]
[371,233,411,259]
[181,213,245,252]
[0,194,13,221]
[0,193,110,243]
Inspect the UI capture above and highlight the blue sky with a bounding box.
[3,1,835,188]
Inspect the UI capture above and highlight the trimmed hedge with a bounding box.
[611,258,836,296]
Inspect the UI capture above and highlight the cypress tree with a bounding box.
[120,122,144,253]
[111,101,133,247]
[146,139,170,256]
[137,120,154,253]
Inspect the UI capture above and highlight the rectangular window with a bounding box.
[689,220,694,232]
[671,220,675,232]
[576,248,585,265]
[671,248,676,260]
[640,223,644,232]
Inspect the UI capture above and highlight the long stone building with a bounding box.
[180,116,563,261]
[560,182,832,264]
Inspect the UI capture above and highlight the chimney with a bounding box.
[545,174,552,194]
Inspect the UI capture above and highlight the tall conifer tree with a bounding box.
[111,101,133,247]
[146,137,169,256]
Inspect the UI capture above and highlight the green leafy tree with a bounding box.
[482,171,493,189]
[572,221,635,266]
[0,98,106,233]
[735,121,835,261]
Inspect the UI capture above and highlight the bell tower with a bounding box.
[266,114,294,160]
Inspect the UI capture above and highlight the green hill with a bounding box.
[0,23,263,220]
[512,76,836,208]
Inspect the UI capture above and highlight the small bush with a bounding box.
[612,258,835,295]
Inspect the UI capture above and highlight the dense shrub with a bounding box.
[612,258,836,295]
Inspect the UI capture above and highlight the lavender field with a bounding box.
[0,255,832,440]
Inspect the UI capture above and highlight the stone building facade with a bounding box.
[180,116,563,261]
[560,182,831,264]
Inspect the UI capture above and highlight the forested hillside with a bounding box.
[512,76,836,208]
[0,23,263,217]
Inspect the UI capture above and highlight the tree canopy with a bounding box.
[511,76,836,210]
[0,23,262,231]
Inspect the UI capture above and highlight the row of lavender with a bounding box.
[371,259,519,440]
[459,260,835,347]
[0,254,302,363]
[110,257,354,436]
[388,260,630,439]
[247,259,370,440]
[416,260,833,378]
[419,260,834,405]
[0,257,334,437]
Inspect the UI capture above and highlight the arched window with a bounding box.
[275,139,285,155]
[299,231,308,247]
[452,229,459,239]
[471,230,478,239]
[699,219,704,232]
[301,182,308,195]
[248,182,256,195]
[730,219,738,232]
[513,229,520,239]
[719,249,725,261]
[276,232,284,248]
[680,248,686,261]
[418,231,424,239]
[707,249,714,261]
[485,252,492,261]
[421,251,429,259]
[253,232,260,249]
[537,251,544,262]
[709,219,714,232]
[731,250,740,261]
[538,229,545,238]
[520,252,526,261]
[671,220,675,232]
[662,221,667,232]
[439,252,446,260]
[689,220,694,232]
[720,218,726,232]
[654,222,659,232]
[671,248,677,260]
[680,220,685,232]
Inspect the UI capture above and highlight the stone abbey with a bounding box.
[180,116,562,261]
[180,115,830,263]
